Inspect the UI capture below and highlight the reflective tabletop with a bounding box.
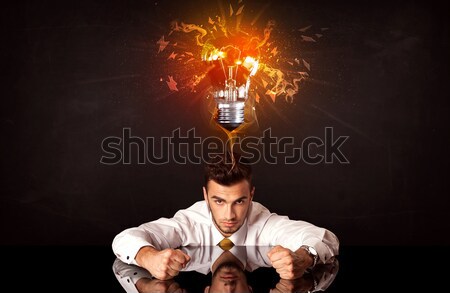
[113,246,339,293]
[4,245,446,292]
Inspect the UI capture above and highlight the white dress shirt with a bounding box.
[112,200,339,266]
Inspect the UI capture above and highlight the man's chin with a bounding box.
[213,261,243,277]
[219,227,238,236]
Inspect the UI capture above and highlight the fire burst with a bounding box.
[156,0,325,140]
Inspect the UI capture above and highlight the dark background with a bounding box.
[2,0,449,250]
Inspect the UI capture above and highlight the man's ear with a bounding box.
[204,286,210,293]
[203,186,208,202]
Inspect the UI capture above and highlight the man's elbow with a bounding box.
[324,229,340,255]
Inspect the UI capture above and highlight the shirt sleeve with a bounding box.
[112,258,153,293]
[112,216,187,265]
[261,214,339,264]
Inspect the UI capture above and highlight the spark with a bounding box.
[271,46,278,56]
[236,5,245,16]
[301,35,316,42]
[302,59,311,71]
[166,75,178,91]
[156,35,169,53]
[298,25,312,32]
[167,52,177,60]
[266,89,277,102]
[171,22,207,46]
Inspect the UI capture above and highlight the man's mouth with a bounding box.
[219,272,238,280]
[222,221,237,227]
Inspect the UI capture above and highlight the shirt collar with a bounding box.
[210,245,248,272]
[228,218,248,246]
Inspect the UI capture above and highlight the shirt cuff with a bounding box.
[115,239,155,265]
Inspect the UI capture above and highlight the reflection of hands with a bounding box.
[268,245,313,280]
[135,278,187,293]
[270,259,340,293]
[313,259,339,276]
[270,276,315,293]
[136,247,191,280]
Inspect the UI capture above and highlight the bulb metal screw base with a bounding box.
[215,101,245,131]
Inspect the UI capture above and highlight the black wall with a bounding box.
[2,0,449,246]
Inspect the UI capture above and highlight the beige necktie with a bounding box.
[218,238,234,251]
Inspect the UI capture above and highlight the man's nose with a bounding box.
[224,204,236,220]
[222,281,236,292]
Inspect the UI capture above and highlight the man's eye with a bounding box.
[235,200,244,204]
[215,200,223,204]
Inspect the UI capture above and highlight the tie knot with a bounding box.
[218,238,234,251]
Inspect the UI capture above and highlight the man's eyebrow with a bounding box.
[210,195,248,202]
[211,195,225,201]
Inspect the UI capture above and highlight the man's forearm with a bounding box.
[135,246,159,267]
[294,246,315,269]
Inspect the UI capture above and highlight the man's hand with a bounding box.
[136,246,191,280]
[136,278,187,293]
[267,245,314,280]
[270,277,315,293]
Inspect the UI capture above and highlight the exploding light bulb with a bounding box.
[202,36,260,131]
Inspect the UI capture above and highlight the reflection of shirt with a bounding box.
[180,245,272,274]
[112,246,269,289]
[314,260,339,292]
[112,201,339,266]
[113,258,150,293]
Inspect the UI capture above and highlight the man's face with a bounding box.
[206,261,252,293]
[203,180,254,237]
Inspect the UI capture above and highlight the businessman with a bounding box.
[112,152,339,280]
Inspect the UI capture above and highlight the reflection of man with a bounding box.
[112,248,252,293]
[180,245,271,275]
[206,248,251,293]
[113,258,186,293]
[270,259,339,293]
[112,246,339,293]
[113,152,339,280]
[113,247,252,293]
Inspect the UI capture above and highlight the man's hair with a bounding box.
[204,152,252,188]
